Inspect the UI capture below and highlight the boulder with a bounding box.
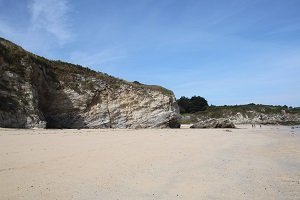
[190,118,236,129]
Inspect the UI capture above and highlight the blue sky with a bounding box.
[1,0,300,106]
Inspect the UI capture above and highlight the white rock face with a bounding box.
[50,83,180,129]
[82,85,179,128]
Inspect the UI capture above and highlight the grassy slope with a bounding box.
[180,104,300,124]
[0,37,173,96]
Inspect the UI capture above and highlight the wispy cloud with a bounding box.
[29,0,73,43]
[209,1,252,26]
[69,46,127,68]
[0,21,14,36]
[0,0,74,56]
[269,22,300,34]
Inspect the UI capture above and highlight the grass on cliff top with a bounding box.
[180,104,300,124]
[0,37,173,96]
[182,104,300,118]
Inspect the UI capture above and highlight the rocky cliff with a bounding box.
[227,111,300,125]
[0,37,180,128]
[181,110,300,125]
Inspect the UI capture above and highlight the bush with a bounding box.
[177,96,208,113]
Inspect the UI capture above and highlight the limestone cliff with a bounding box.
[181,110,300,125]
[0,37,180,128]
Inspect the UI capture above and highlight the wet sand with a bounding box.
[0,125,299,199]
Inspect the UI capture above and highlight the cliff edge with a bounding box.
[0,37,180,128]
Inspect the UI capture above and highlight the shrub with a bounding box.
[177,96,208,113]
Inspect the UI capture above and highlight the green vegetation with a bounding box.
[180,103,300,124]
[0,37,173,96]
[204,104,300,116]
[81,80,95,91]
[129,81,174,96]
[202,104,299,117]
[177,96,208,113]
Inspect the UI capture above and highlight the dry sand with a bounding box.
[0,125,299,200]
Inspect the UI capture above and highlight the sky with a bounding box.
[0,0,300,106]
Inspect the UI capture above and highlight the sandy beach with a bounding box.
[0,125,299,200]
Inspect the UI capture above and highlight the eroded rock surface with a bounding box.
[191,118,236,129]
[0,37,180,128]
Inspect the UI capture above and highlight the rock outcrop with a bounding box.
[181,108,300,126]
[190,118,236,128]
[0,37,180,128]
[228,111,300,125]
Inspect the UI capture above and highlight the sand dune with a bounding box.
[0,125,299,199]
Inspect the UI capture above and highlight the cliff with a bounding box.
[180,104,300,125]
[0,37,180,128]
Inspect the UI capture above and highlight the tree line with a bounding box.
[177,96,208,113]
